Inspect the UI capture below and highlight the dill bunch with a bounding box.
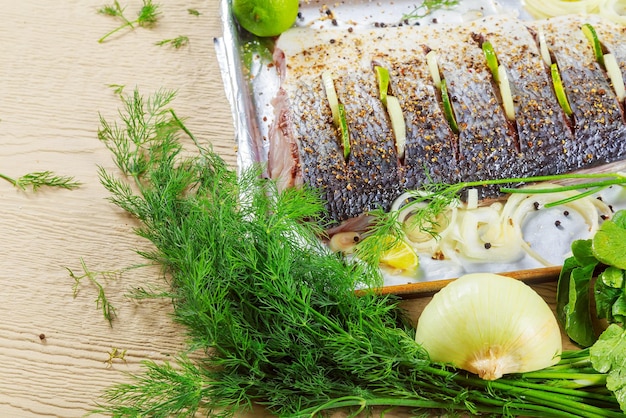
[94,90,624,417]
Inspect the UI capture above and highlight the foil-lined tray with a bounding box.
[214,0,626,295]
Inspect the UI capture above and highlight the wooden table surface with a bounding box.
[0,1,569,416]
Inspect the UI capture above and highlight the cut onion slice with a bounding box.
[498,65,516,121]
[538,29,551,66]
[321,70,340,126]
[426,50,441,89]
[386,96,406,159]
[604,53,626,102]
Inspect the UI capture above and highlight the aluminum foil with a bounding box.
[214,0,626,289]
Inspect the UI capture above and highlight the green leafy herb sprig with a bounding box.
[97,0,161,43]
[402,0,460,21]
[104,347,128,368]
[155,35,189,48]
[93,89,626,416]
[68,258,118,325]
[0,171,80,191]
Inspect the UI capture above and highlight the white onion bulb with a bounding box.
[415,273,562,380]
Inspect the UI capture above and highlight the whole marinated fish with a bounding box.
[269,14,626,223]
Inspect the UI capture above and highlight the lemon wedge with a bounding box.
[379,237,419,275]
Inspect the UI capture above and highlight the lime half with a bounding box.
[232,0,299,37]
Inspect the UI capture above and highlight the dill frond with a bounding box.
[97,88,178,179]
[136,0,160,28]
[98,1,128,20]
[402,0,460,21]
[104,347,127,368]
[155,36,189,48]
[68,258,118,326]
[0,171,81,191]
[98,0,161,43]
[94,356,214,417]
[108,83,126,96]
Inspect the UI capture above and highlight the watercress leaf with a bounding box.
[612,293,626,325]
[557,240,597,332]
[592,220,626,270]
[590,324,626,412]
[608,369,626,413]
[610,209,626,229]
[564,263,597,347]
[557,255,583,324]
[571,239,596,265]
[600,266,625,288]
[594,278,622,321]
[590,324,623,371]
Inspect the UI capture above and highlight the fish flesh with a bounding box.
[268,14,626,223]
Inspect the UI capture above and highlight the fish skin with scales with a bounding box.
[533,16,626,169]
[470,16,575,177]
[269,14,626,223]
[382,55,462,191]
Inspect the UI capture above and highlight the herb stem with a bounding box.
[0,172,17,187]
[424,366,622,417]
[297,395,586,418]
[169,109,199,148]
[521,370,606,382]
[502,179,624,208]
[448,172,626,196]
[298,396,506,417]
[98,23,132,43]
[547,361,593,370]
[484,172,625,187]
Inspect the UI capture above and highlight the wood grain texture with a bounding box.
[0,1,573,417]
[0,1,233,416]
